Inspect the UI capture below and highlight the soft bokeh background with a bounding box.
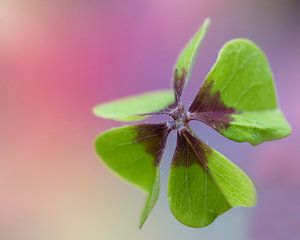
[1,0,299,239]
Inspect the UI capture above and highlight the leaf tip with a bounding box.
[139,217,146,230]
[285,122,293,135]
[203,17,211,28]
[91,104,101,117]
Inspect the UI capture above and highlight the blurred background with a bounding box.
[0,0,299,239]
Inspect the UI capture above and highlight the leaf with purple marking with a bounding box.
[95,124,169,226]
[173,18,210,101]
[168,130,256,227]
[93,19,291,228]
[189,39,291,145]
[93,89,174,122]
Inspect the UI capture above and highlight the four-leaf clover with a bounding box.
[93,18,291,228]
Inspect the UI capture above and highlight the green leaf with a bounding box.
[223,110,291,145]
[173,18,211,101]
[189,39,291,145]
[95,124,169,226]
[93,89,175,122]
[139,170,160,229]
[168,130,256,228]
[207,147,256,207]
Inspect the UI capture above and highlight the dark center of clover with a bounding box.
[168,102,190,134]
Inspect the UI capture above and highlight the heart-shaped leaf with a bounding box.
[93,20,291,229]
[189,39,291,145]
[93,89,174,122]
[168,130,256,227]
[173,18,210,102]
[95,124,169,226]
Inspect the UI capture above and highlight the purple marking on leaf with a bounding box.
[188,81,236,131]
[172,129,211,169]
[174,68,187,102]
[136,123,170,166]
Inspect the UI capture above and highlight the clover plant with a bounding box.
[93,18,291,228]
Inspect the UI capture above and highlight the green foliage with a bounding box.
[95,125,157,191]
[173,18,210,100]
[93,89,174,121]
[93,18,291,228]
[168,131,256,227]
[200,39,291,145]
[225,110,291,145]
[95,124,169,227]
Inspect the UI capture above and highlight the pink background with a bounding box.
[1,0,299,239]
